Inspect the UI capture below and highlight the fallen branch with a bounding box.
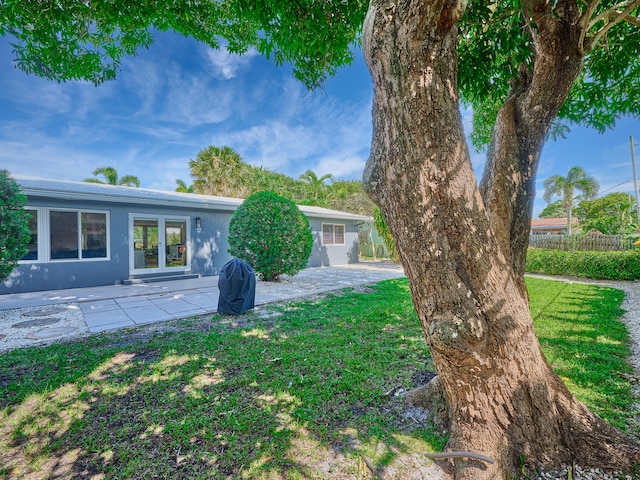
[381,385,401,397]
[362,456,386,479]
[425,451,495,464]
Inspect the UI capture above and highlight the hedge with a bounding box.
[525,248,640,281]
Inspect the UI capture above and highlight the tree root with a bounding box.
[403,374,450,430]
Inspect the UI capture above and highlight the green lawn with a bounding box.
[0,277,635,479]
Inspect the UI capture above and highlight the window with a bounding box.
[322,223,345,245]
[20,208,109,263]
[50,211,79,259]
[21,209,39,261]
[82,212,108,258]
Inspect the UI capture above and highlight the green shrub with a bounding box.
[525,248,640,280]
[228,191,313,281]
[0,170,30,281]
[372,206,400,262]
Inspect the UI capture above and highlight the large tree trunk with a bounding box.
[479,0,584,289]
[361,0,640,478]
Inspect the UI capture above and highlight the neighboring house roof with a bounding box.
[16,177,370,222]
[530,217,578,230]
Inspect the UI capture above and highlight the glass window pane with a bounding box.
[166,220,187,267]
[133,218,159,269]
[22,211,38,261]
[50,211,79,259]
[82,212,107,258]
[322,224,334,245]
[334,225,345,245]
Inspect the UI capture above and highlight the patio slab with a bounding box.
[0,262,406,352]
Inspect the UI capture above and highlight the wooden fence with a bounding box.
[529,234,636,252]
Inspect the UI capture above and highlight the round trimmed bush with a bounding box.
[228,192,313,281]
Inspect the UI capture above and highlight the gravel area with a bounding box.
[0,303,89,351]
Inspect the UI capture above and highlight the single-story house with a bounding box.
[1,177,370,294]
[530,217,578,235]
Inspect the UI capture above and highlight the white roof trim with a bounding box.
[16,177,370,221]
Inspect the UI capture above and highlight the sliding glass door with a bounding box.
[130,215,189,275]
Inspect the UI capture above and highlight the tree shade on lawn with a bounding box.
[2,0,640,476]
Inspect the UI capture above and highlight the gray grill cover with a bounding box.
[217,258,256,315]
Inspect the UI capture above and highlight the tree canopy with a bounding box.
[543,166,600,233]
[0,0,367,89]
[575,191,639,234]
[458,0,640,149]
[538,199,568,219]
[188,145,375,215]
[174,179,195,193]
[299,170,334,204]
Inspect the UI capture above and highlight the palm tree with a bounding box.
[175,179,195,193]
[543,166,599,234]
[189,146,249,197]
[299,170,334,204]
[84,167,140,187]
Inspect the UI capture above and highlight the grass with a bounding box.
[527,277,635,431]
[0,277,635,479]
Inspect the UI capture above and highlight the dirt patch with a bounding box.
[412,370,437,388]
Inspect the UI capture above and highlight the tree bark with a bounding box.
[362,0,640,477]
[479,0,585,289]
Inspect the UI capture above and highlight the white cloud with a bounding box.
[204,89,373,181]
[313,154,367,180]
[163,70,234,126]
[1,139,115,182]
[120,58,165,118]
[205,44,259,80]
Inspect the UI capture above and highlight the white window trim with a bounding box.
[128,213,191,275]
[20,207,111,264]
[321,223,346,246]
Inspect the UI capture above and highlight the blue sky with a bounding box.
[1,30,638,217]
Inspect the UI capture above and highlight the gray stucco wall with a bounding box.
[307,218,360,267]
[0,192,363,294]
[0,196,236,294]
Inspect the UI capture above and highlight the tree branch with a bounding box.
[588,0,640,29]
[578,0,602,50]
[579,0,640,54]
[463,7,519,27]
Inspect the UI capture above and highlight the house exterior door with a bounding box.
[129,214,190,275]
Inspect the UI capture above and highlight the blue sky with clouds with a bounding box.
[1,30,639,217]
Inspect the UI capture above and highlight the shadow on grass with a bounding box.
[1,277,633,478]
[526,277,633,431]
[0,279,446,479]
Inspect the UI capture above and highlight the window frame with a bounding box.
[19,207,110,263]
[128,213,191,275]
[321,223,346,246]
[20,207,43,264]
